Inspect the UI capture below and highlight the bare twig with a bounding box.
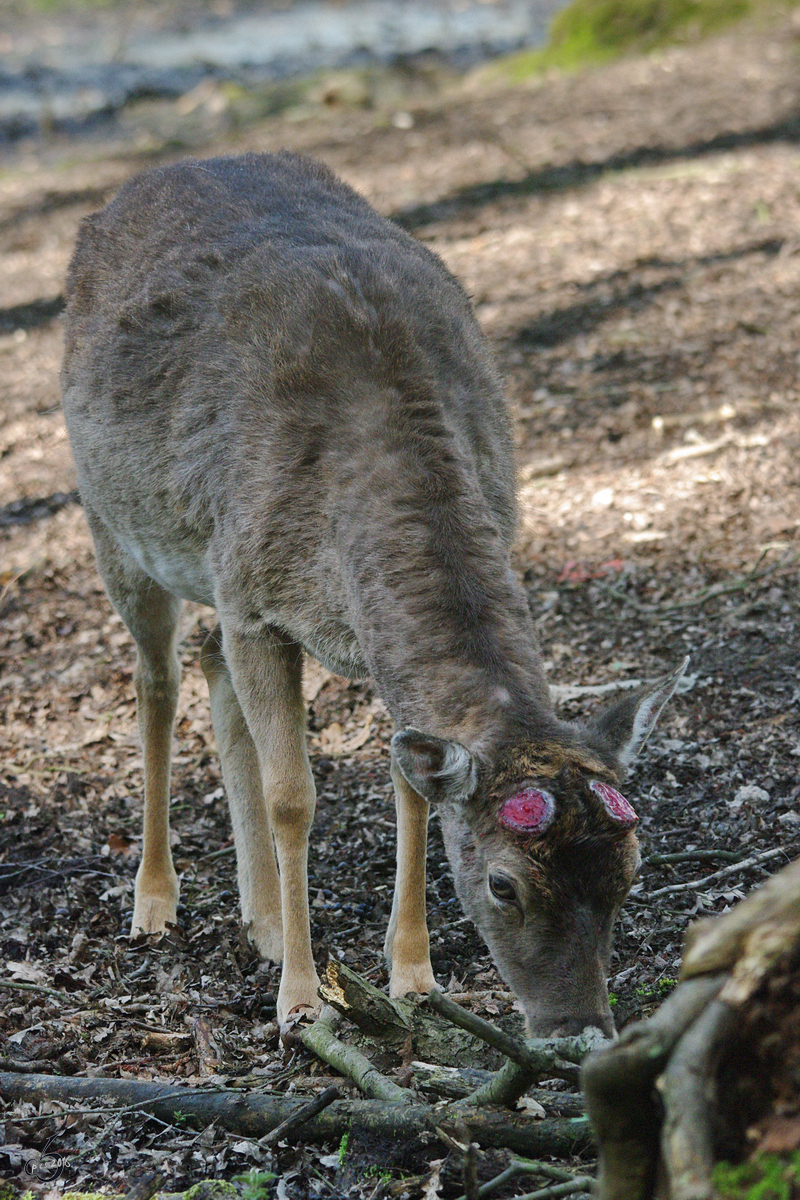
[456,1158,580,1200]
[0,1057,58,1073]
[427,990,531,1062]
[513,1179,594,1200]
[644,846,789,899]
[550,678,644,700]
[412,1062,584,1112]
[427,990,588,1081]
[656,549,795,612]
[258,1084,341,1147]
[642,850,743,867]
[597,549,796,617]
[0,979,68,999]
[682,853,800,983]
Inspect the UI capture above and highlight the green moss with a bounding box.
[62,1193,111,1200]
[636,977,678,1000]
[185,1182,239,1200]
[713,1150,800,1200]
[480,0,792,84]
[549,0,751,58]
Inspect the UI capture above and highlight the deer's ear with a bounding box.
[587,658,689,767]
[391,730,477,804]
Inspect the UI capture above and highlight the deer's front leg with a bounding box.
[222,621,320,1026]
[385,763,437,998]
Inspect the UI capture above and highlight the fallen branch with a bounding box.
[319,960,412,1047]
[320,960,495,1067]
[0,1057,58,1074]
[644,846,789,899]
[300,1005,412,1104]
[513,1179,594,1200]
[461,1056,543,1109]
[426,989,591,1083]
[411,1062,584,1113]
[642,850,743,867]
[0,1072,592,1157]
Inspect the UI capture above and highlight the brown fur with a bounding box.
[62,152,684,1036]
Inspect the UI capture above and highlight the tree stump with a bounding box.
[582,855,800,1200]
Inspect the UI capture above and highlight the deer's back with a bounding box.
[62,152,517,676]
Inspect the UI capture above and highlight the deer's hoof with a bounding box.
[276,974,322,1028]
[131,894,178,938]
[389,963,438,998]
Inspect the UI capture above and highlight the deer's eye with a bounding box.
[488,873,518,905]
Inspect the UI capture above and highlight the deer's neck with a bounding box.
[334,428,553,753]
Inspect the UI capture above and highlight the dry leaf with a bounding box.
[421,1158,444,1199]
[752,1114,800,1155]
[106,831,134,856]
[6,959,48,984]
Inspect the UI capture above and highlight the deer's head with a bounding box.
[391,661,686,1038]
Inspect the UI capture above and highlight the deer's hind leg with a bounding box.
[85,509,183,937]
[200,626,282,963]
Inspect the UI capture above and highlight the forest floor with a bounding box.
[1,7,800,1197]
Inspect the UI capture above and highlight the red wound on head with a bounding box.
[590,780,638,828]
[498,788,555,833]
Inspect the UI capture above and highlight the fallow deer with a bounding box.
[62,152,685,1036]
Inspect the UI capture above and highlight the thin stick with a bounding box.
[657,550,795,612]
[597,550,796,617]
[427,990,531,1063]
[0,979,68,999]
[642,850,743,866]
[427,990,585,1080]
[645,846,789,898]
[0,1057,57,1073]
[510,1178,594,1200]
[258,1084,341,1147]
[455,1158,579,1200]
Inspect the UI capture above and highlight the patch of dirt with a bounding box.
[0,9,799,1197]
